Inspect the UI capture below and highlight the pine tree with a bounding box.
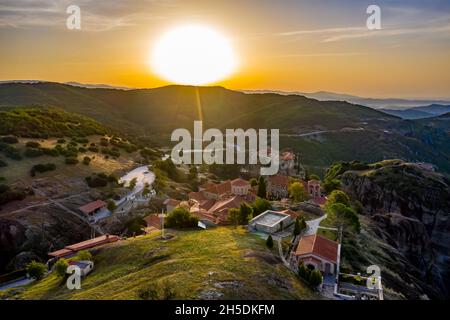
[257,176,267,199]
[266,234,274,249]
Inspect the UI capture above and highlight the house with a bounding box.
[231,178,251,196]
[291,234,340,275]
[248,210,294,234]
[144,214,164,231]
[163,198,181,213]
[202,180,232,200]
[307,180,321,198]
[48,234,120,258]
[78,200,107,219]
[69,260,94,277]
[266,175,289,199]
[279,151,296,176]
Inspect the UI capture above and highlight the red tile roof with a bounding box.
[231,178,250,187]
[189,191,207,202]
[268,175,289,187]
[78,200,107,215]
[144,214,163,229]
[205,180,231,195]
[66,234,120,251]
[295,234,338,264]
[163,198,181,206]
[48,234,120,258]
[280,209,300,219]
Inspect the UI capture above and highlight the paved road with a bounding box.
[117,166,155,205]
[0,277,34,291]
[304,214,327,235]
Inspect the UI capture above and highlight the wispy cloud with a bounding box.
[0,0,174,31]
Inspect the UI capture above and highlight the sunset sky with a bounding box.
[1,0,450,98]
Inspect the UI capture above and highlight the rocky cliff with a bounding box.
[338,160,450,299]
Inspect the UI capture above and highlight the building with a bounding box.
[307,180,321,198]
[231,178,251,196]
[291,234,340,275]
[144,214,164,232]
[248,210,294,234]
[48,234,120,259]
[78,200,107,219]
[279,151,296,176]
[69,260,94,277]
[266,175,289,199]
[163,198,181,213]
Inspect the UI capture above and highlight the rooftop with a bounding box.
[295,234,339,264]
[78,200,107,215]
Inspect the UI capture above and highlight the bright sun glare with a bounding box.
[151,25,238,85]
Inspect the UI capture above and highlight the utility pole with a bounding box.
[161,208,165,239]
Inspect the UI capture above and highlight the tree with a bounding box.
[323,178,340,194]
[54,258,69,277]
[128,177,138,190]
[26,261,46,280]
[289,182,308,202]
[326,190,351,207]
[257,176,267,199]
[266,235,274,249]
[239,202,253,224]
[251,197,271,216]
[83,156,91,165]
[228,208,240,227]
[309,269,323,287]
[76,250,93,261]
[249,178,258,187]
[188,165,198,180]
[298,263,309,280]
[107,200,117,211]
[165,207,198,228]
[326,202,360,233]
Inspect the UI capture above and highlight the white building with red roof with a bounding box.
[291,234,340,275]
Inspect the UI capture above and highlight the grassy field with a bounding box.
[0,136,139,184]
[4,227,317,300]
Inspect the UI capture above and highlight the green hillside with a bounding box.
[0,82,448,174]
[3,227,317,300]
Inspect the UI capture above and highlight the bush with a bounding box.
[309,269,323,287]
[326,190,351,207]
[2,145,22,160]
[41,147,59,157]
[0,185,28,205]
[26,261,46,280]
[1,136,18,144]
[26,141,41,148]
[107,200,116,211]
[78,147,87,153]
[266,235,274,249]
[165,207,198,228]
[57,139,66,144]
[88,146,99,152]
[54,259,69,277]
[0,159,7,167]
[75,250,93,261]
[251,197,271,216]
[24,148,44,158]
[65,157,79,165]
[30,163,56,176]
[83,156,91,165]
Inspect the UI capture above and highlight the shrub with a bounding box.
[2,145,22,160]
[24,148,44,158]
[54,259,69,277]
[0,159,7,167]
[293,217,306,236]
[266,235,274,249]
[26,261,46,280]
[309,269,323,287]
[88,146,99,152]
[82,156,91,165]
[78,147,87,153]
[25,141,41,148]
[65,157,79,165]
[30,163,56,176]
[75,250,93,261]
[326,190,351,207]
[1,136,18,144]
[41,147,59,157]
[251,197,271,216]
[289,182,308,202]
[0,185,28,205]
[107,200,116,211]
[57,139,66,144]
[165,207,198,228]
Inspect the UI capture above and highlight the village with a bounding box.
[0,150,383,300]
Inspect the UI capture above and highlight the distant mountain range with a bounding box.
[243,89,450,109]
[380,104,450,119]
[0,81,449,174]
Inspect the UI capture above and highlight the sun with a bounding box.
[151,25,238,85]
